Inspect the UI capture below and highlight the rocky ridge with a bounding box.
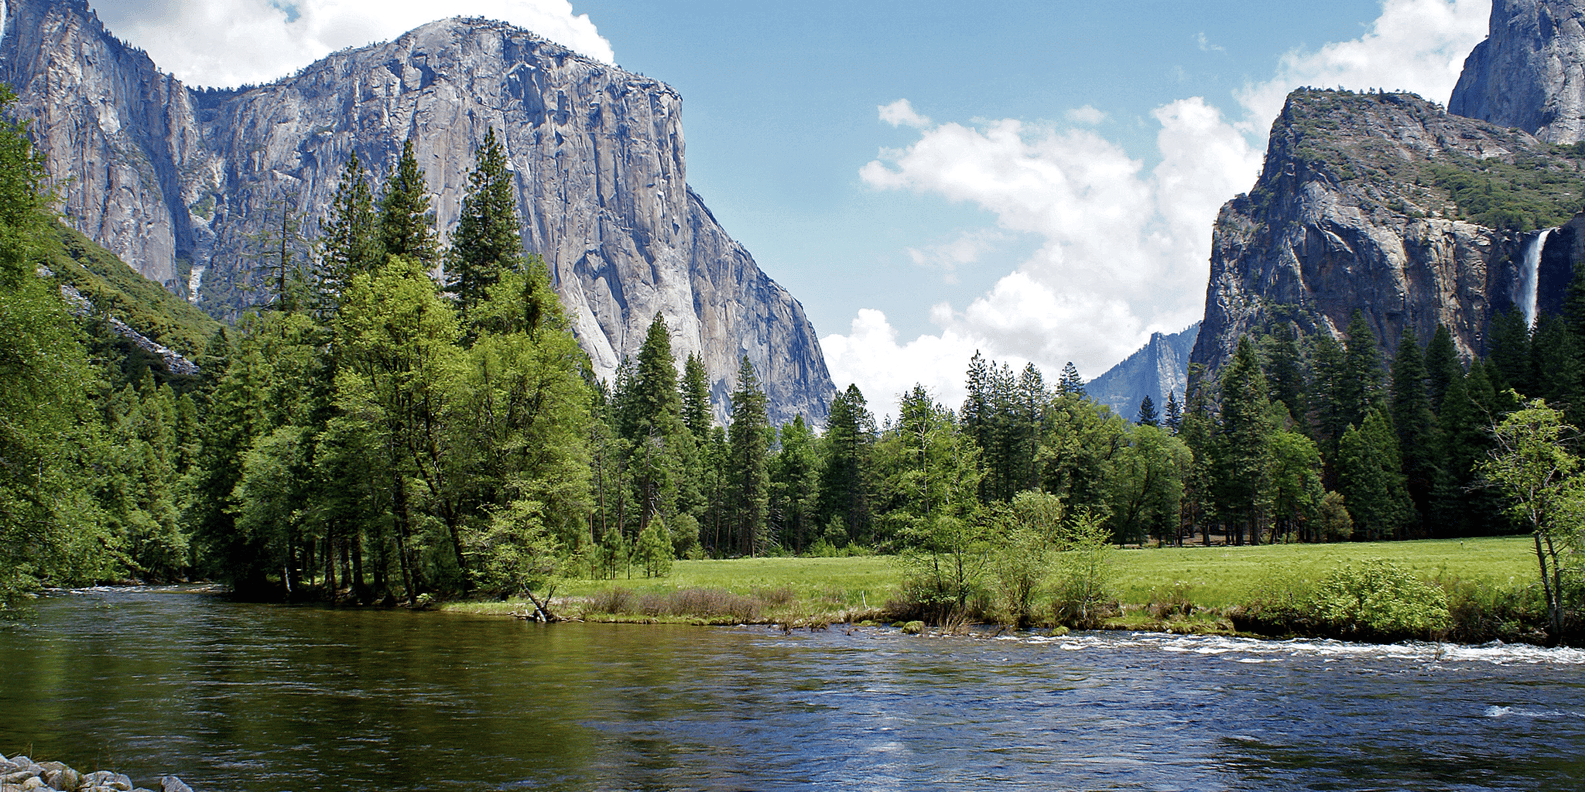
[1450,0,1585,143]
[1190,88,1585,374]
[0,0,833,424]
[1087,323,1198,419]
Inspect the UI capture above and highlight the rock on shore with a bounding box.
[0,753,192,792]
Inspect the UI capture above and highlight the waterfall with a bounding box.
[1520,227,1555,328]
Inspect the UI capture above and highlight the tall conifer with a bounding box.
[377,139,438,266]
[448,128,522,317]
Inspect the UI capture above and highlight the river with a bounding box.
[2,587,1582,791]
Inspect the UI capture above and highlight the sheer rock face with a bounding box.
[1086,323,1198,419]
[1190,89,1579,376]
[1450,0,1585,144]
[0,0,833,425]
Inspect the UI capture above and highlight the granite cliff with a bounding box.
[0,0,833,424]
[1190,88,1585,375]
[1450,0,1585,143]
[1087,323,1198,419]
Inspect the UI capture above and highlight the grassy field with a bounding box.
[446,536,1539,623]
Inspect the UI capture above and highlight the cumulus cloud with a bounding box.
[91,0,614,87]
[825,0,1492,412]
[1235,0,1488,132]
[831,96,1259,405]
[820,310,990,416]
[1195,32,1225,53]
[878,98,932,128]
[1065,105,1107,125]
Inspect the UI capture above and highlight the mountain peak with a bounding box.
[1,0,834,425]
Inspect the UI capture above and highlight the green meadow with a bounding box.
[449,536,1540,631]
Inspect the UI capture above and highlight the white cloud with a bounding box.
[878,98,932,128]
[843,96,1259,400]
[820,309,991,418]
[1234,0,1488,133]
[828,0,1493,413]
[1196,32,1225,53]
[91,0,615,87]
[1065,104,1107,125]
[905,229,1007,284]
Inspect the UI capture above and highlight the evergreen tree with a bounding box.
[1311,332,1349,463]
[680,351,713,437]
[1336,409,1412,541]
[1390,330,1437,536]
[378,139,439,267]
[818,384,876,546]
[1528,314,1583,426]
[771,415,820,553]
[1423,323,1462,411]
[1338,310,1384,429]
[1266,324,1308,430]
[1163,390,1183,435]
[1487,309,1532,395]
[727,356,771,556]
[1136,395,1159,426]
[1213,337,1273,545]
[1012,363,1047,491]
[448,128,522,318]
[1057,361,1086,397]
[320,151,382,309]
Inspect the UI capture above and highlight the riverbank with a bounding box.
[443,536,1571,645]
[0,754,192,792]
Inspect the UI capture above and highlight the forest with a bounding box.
[1,86,1580,638]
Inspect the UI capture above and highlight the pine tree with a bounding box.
[1266,324,1307,430]
[1423,323,1462,411]
[818,384,876,546]
[1012,363,1047,492]
[1163,390,1183,435]
[625,314,683,439]
[1057,362,1086,397]
[1487,309,1531,395]
[1338,310,1383,429]
[1136,395,1159,426]
[448,128,522,318]
[1213,337,1273,545]
[771,415,820,553]
[680,352,713,437]
[1311,332,1348,460]
[728,356,771,556]
[320,151,381,309]
[1390,330,1436,536]
[1528,314,1583,425]
[378,139,439,267]
[1336,409,1412,541]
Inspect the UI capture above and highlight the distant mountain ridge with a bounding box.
[1087,323,1198,419]
[0,0,834,425]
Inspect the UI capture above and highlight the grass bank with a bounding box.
[443,536,1555,642]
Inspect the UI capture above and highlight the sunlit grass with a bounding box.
[444,536,1537,620]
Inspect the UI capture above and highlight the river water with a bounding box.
[2,588,1583,791]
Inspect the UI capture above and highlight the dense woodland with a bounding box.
[0,87,1580,627]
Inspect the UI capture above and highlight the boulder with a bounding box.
[159,777,192,792]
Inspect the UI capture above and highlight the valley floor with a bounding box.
[445,536,1550,642]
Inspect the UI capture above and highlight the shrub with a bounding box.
[1313,559,1450,640]
[1051,510,1115,628]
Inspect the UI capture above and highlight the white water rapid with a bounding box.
[1520,227,1556,328]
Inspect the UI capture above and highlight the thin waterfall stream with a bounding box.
[1520,227,1555,327]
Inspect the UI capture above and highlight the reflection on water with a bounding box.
[2,588,1582,791]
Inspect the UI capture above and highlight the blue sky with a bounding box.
[88,0,1492,408]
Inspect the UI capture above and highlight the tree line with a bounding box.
[2,82,1577,616]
